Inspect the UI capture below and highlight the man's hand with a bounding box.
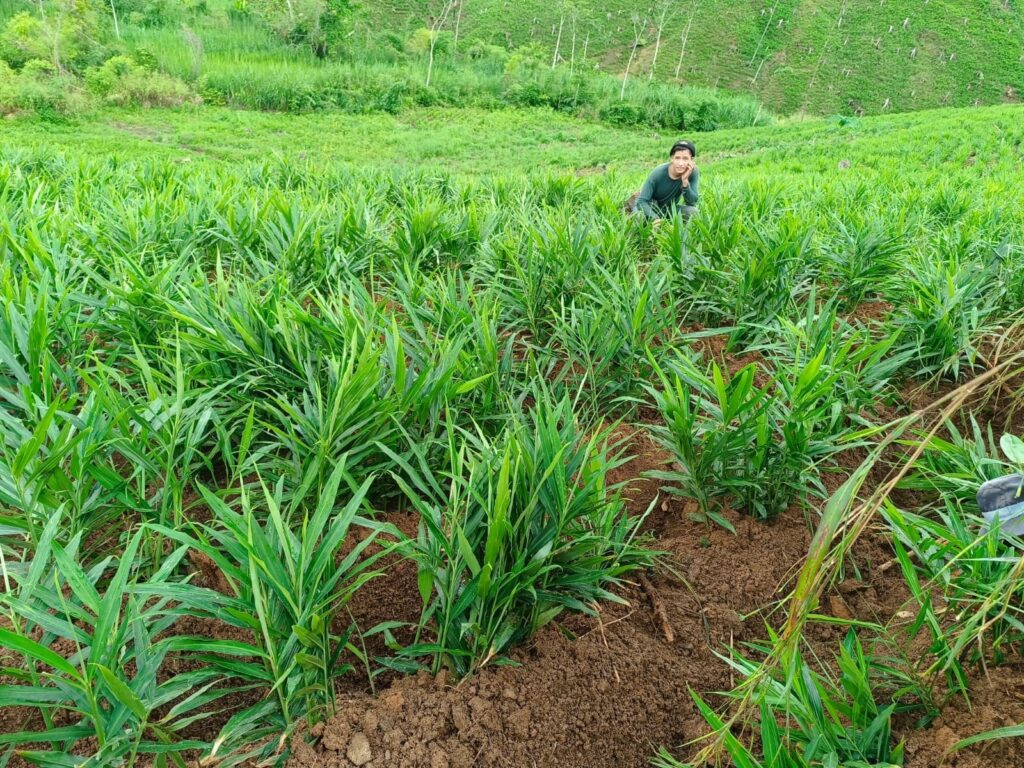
[652,217,664,230]
[680,160,696,187]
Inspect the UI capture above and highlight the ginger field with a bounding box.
[1,103,1024,767]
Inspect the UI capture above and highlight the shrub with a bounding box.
[503,79,547,108]
[0,61,14,114]
[374,80,404,113]
[118,0,180,27]
[382,31,406,53]
[1,4,107,75]
[110,68,195,107]
[85,55,196,107]
[85,54,135,95]
[599,100,646,126]
[502,42,545,75]
[244,0,354,57]
[0,59,85,118]
[131,46,161,72]
[466,39,508,70]
[407,27,453,57]
[0,12,49,69]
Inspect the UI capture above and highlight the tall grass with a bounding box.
[146,461,389,760]
[0,517,228,767]
[656,629,906,768]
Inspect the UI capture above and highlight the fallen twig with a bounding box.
[640,573,675,643]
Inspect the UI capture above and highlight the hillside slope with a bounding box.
[368,0,1024,116]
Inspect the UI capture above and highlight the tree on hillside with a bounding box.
[423,0,457,86]
[0,0,109,74]
[551,6,563,68]
[648,0,672,81]
[451,0,462,52]
[567,3,581,76]
[674,2,695,80]
[620,12,646,98]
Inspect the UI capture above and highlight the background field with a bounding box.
[5,100,1020,178]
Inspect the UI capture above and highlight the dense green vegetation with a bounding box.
[1,100,1023,765]
[0,0,766,131]
[3,99,1019,179]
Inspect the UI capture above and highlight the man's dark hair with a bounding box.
[669,140,697,158]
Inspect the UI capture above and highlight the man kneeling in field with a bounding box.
[627,140,700,225]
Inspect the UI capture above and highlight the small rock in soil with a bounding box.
[362,712,379,733]
[931,725,960,754]
[451,702,471,733]
[828,595,853,620]
[347,733,372,766]
[381,690,405,712]
[468,696,490,719]
[508,707,532,738]
[429,745,449,768]
[837,579,866,594]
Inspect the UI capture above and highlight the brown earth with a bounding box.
[904,668,1024,767]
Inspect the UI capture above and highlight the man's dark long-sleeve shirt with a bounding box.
[636,163,700,220]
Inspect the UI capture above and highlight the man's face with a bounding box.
[670,149,693,175]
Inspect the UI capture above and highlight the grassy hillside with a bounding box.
[369,0,1024,115]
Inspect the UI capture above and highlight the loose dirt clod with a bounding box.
[346,732,372,766]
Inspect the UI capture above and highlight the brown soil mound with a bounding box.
[290,617,698,768]
[905,668,1024,767]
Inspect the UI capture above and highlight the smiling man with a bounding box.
[630,139,700,223]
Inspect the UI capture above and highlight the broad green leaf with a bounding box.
[0,725,92,745]
[417,567,434,607]
[0,630,79,680]
[17,752,88,767]
[455,526,481,576]
[94,664,148,721]
[1000,434,1024,465]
